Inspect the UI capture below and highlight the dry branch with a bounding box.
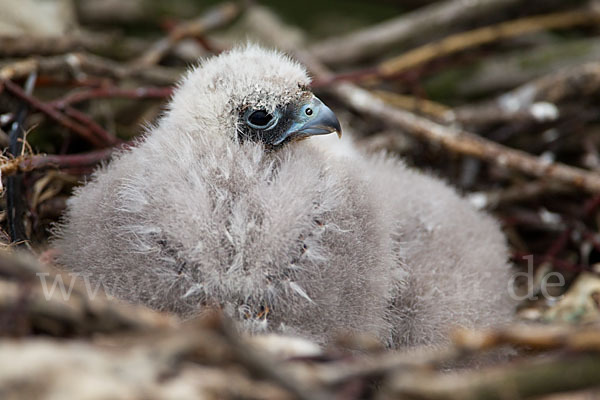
[309,0,523,65]
[452,323,600,352]
[313,346,458,387]
[377,8,600,79]
[0,337,291,400]
[0,31,146,58]
[2,79,117,147]
[372,90,451,120]
[0,146,120,177]
[451,62,600,126]
[333,83,600,192]
[386,324,600,399]
[23,147,119,171]
[467,181,573,210]
[133,2,240,66]
[219,317,329,400]
[0,252,176,336]
[451,36,600,99]
[0,35,85,57]
[50,86,172,108]
[386,353,600,400]
[0,53,181,84]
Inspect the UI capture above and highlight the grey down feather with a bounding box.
[54,44,514,348]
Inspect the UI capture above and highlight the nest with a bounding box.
[1,0,600,398]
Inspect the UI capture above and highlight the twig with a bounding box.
[377,8,600,79]
[6,73,36,244]
[218,316,330,400]
[0,53,181,84]
[0,31,149,58]
[386,353,600,400]
[452,323,600,352]
[0,58,39,80]
[309,0,523,65]
[2,79,117,147]
[333,82,600,192]
[50,86,172,109]
[0,146,123,177]
[0,251,177,336]
[371,90,451,119]
[313,346,458,387]
[133,2,241,66]
[467,181,573,210]
[20,147,121,172]
[312,8,600,88]
[0,33,90,57]
[386,324,600,399]
[63,106,122,146]
[451,62,600,126]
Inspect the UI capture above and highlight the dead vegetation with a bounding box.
[1,0,600,398]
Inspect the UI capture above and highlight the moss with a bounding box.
[26,128,68,155]
[424,64,479,104]
[518,39,593,70]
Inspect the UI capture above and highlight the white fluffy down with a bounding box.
[54,45,514,348]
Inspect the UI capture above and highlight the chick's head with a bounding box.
[163,44,340,149]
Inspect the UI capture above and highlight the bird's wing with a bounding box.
[359,154,515,347]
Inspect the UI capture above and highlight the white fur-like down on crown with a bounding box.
[161,44,311,141]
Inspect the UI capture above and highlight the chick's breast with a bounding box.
[55,137,396,345]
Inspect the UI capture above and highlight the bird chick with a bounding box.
[54,44,514,347]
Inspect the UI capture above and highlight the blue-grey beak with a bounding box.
[273,96,342,146]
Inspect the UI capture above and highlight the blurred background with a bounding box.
[2,1,600,398]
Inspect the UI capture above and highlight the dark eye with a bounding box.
[247,110,273,128]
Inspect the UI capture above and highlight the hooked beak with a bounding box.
[273,96,342,146]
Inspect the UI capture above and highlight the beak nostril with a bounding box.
[272,96,341,146]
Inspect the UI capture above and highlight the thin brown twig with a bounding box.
[0,253,177,335]
[313,7,600,88]
[0,30,152,59]
[218,316,330,400]
[313,346,459,386]
[0,33,94,57]
[50,86,173,109]
[468,181,572,210]
[133,2,241,66]
[452,323,600,352]
[0,145,123,177]
[2,79,116,148]
[21,147,121,171]
[63,106,122,146]
[451,62,600,126]
[384,324,600,400]
[333,82,600,193]
[387,353,600,400]
[0,53,181,84]
[378,8,600,78]
[371,89,451,119]
[309,0,524,65]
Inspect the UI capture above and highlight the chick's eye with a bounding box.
[247,110,273,128]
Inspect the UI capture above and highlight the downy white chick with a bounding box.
[54,44,514,347]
